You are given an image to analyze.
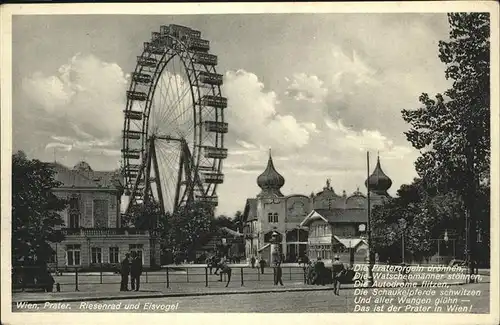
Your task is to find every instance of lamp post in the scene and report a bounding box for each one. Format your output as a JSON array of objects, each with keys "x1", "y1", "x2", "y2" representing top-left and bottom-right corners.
[
  {"x1": 270, "y1": 231, "x2": 281, "y2": 265},
  {"x1": 398, "y1": 218, "x2": 407, "y2": 263}
]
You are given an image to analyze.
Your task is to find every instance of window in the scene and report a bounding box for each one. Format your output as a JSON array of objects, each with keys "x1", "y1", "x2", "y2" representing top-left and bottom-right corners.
[
  {"x1": 267, "y1": 213, "x2": 273, "y2": 223},
  {"x1": 109, "y1": 247, "x2": 119, "y2": 264},
  {"x1": 93, "y1": 199, "x2": 109, "y2": 228},
  {"x1": 68, "y1": 197, "x2": 80, "y2": 228},
  {"x1": 66, "y1": 245, "x2": 81, "y2": 266},
  {"x1": 91, "y1": 247, "x2": 102, "y2": 264},
  {"x1": 129, "y1": 244, "x2": 143, "y2": 262},
  {"x1": 48, "y1": 250, "x2": 57, "y2": 263},
  {"x1": 273, "y1": 213, "x2": 278, "y2": 223}
]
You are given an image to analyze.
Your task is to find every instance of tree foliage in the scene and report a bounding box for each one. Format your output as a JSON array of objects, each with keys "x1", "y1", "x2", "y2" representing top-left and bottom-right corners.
[
  {"x1": 159, "y1": 202, "x2": 214, "y2": 259},
  {"x1": 124, "y1": 200, "x2": 163, "y2": 229},
  {"x1": 372, "y1": 179, "x2": 466, "y2": 262},
  {"x1": 402, "y1": 13, "x2": 490, "y2": 192},
  {"x1": 12, "y1": 151, "x2": 67, "y2": 266},
  {"x1": 400, "y1": 13, "x2": 490, "y2": 266}
]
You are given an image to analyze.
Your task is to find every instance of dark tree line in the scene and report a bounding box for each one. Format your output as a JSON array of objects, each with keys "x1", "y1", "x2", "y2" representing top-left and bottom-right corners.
[
  {"x1": 373, "y1": 13, "x2": 490, "y2": 270},
  {"x1": 11, "y1": 151, "x2": 67, "y2": 267}
]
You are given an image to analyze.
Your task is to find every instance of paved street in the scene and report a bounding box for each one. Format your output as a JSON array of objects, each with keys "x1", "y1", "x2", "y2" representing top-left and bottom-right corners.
[{"x1": 12, "y1": 283, "x2": 490, "y2": 313}]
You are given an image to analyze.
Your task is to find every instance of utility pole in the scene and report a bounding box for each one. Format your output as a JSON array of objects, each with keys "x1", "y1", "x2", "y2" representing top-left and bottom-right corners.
[{"x1": 365, "y1": 151, "x2": 374, "y2": 287}]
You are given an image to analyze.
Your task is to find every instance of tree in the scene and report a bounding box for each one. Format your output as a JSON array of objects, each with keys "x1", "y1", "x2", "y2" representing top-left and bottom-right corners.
[
  {"x1": 159, "y1": 202, "x2": 213, "y2": 261},
  {"x1": 401, "y1": 13, "x2": 490, "y2": 272},
  {"x1": 233, "y1": 210, "x2": 244, "y2": 232},
  {"x1": 211, "y1": 215, "x2": 234, "y2": 231},
  {"x1": 372, "y1": 178, "x2": 466, "y2": 263},
  {"x1": 12, "y1": 151, "x2": 67, "y2": 266},
  {"x1": 124, "y1": 200, "x2": 163, "y2": 229}
]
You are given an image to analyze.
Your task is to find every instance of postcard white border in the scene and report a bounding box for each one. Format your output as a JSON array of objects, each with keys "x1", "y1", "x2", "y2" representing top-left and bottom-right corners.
[{"x1": 1, "y1": 2, "x2": 499, "y2": 325}]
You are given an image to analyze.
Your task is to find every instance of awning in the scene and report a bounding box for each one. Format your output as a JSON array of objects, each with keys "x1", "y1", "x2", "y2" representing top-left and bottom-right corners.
[
  {"x1": 257, "y1": 243, "x2": 271, "y2": 252},
  {"x1": 333, "y1": 236, "x2": 367, "y2": 249}
]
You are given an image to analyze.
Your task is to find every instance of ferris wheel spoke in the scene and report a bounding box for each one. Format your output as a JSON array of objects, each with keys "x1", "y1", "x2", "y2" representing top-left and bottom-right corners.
[
  {"x1": 156, "y1": 141, "x2": 182, "y2": 211},
  {"x1": 160, "y1": 79, "x2": 192, "y2": 130},
  {"x1": 161, "y1": 90, "x2": 194, "y2": 132},
  {"x1": 154, "y1": 143, "x2": 176, "y2": 212}
]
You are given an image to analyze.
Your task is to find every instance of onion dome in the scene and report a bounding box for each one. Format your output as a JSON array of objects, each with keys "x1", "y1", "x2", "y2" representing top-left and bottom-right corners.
[
  {"x1": 73, "y1": 161, "x2": 93, "y2": 172},
  {"x1": 257, "y1": 149, "x2": 285, "y2": 197},
  {"x1": 365, "y1": 154, "x2": 392, "y2": 195}
]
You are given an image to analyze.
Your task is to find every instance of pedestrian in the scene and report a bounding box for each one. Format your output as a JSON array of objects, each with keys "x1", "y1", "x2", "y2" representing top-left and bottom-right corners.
[
  {"x1": 120, "y1": 253, "x2": 130, "y2": 291},
  {"x1": 273, "y1": 252, "x2": 284, "y2": 286},
  {"x1": 314, "y1": 257, "x2": 325, "y2": 285},
  {"x1": 251, "y1": 256, "x2": 256, "y2": 268},
  {"x1": 259, "y1": 257, "x2": 266, "y2": 274},
  {"x1": 332, "y1": 255, "x2": 345, "y2": 295},
  {"x1": 130, "y1": 251, "x2": 143, "y2": 291}
]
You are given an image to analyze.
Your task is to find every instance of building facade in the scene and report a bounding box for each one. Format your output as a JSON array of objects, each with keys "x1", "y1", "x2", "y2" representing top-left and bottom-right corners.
[
  {"x1": 301, "y1": 156, "x2": 393, "y2": 264},
  {"x1": 48, "y1": 161, "x2": 160, "y2": 270},
  {"x1": 242, "y1": 152, "x2": 393, "y2": 265}
]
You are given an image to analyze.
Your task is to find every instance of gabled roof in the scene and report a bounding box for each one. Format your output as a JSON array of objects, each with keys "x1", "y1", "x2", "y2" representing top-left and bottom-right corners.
[
  {"x1": 243, "y1": 198, "x2": 257, "y2": 222},
  {"x1": 300, "y1": 208, "x2": 367, "y2": 227},
  {"x1": 220, "y1": 227, "x2": 243, "y2": 238}
]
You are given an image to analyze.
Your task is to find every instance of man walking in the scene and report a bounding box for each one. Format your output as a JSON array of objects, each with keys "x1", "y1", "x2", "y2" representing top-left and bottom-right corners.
[
  {"x1": 272, "y1": 247, "x2": 284, "y2": 286},
  {"x1": 313, "y1": 257, "x2": 325, "y2": 285},
  {"x1": 259, "y1": 257, "x2": 266, "y2": 274},
  {"x1": 120, "y1": 253, "x2": 130, "y2": 291},
  {"x1": 331, "y1": 255, "x2": 345, "y2": 295},
  {"x1": 250, "y1": 256, "x2": 256, "y2": 269},
  {"x1": 130, "y1": 251, "x2": 143, "y2": 291}
]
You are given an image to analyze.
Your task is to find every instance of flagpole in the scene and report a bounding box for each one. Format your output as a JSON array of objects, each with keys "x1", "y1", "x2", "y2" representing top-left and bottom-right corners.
[{"x1": 366, "y1": 151, "x2": 374, "y2": 287}]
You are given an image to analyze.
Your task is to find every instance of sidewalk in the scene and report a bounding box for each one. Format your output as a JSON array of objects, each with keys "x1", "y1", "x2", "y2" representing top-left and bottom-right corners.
[{"x1": 12, "y1": 276, "x2": 489, "y2": 304}]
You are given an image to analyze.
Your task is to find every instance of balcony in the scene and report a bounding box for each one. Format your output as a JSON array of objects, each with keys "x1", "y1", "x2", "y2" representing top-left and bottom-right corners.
[{"x1": 61, "y1": 228, "x2": 151, "y2": 236}]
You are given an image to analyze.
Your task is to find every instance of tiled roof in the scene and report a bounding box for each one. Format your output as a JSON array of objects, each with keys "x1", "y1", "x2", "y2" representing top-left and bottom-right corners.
[
  {"x1": 300, "y1": 208, "x2": 367, "y2": 227},
  {"x1": 315, "y1": 208, "x2": 368, "y2": 223},
  {"x1": 48, "y1": 162, "x2": 122, "y2": 190}
]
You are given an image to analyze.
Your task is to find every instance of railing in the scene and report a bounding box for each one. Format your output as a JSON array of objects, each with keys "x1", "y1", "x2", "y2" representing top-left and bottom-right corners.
[
  {"x1": 61, "y1": 228, "x2": 150, "y2": 236},
  {"x1": 12, "y1": 264, "x2": 313, "y2": 293},
  {"x1": 12, "y1": 263, "x2": 478, "y2": 294}
]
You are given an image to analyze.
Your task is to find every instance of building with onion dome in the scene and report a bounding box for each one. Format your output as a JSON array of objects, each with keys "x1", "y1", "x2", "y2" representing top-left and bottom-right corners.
[
  {"x1": 46, "y1": 161, "x2": 160, "y2": 270},
  {"x1": 300, "y1": 154, "x2": 393, "y2": 264},
  {"x1": 242, "y1": 152, "x2": 393, "y2": 265}
]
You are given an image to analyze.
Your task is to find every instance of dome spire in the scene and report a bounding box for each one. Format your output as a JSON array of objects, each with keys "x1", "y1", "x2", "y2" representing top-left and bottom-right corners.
[
  {"x1": 257, "y1": 149, "x2": 285, "y2": 197},
  {"x1": 365, "y1": 154, "x2": 392, "y2": 195}
]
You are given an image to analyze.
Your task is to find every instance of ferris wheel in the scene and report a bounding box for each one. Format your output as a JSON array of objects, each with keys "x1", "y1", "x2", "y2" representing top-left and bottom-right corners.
[{"x1": 122, "y1": 24, "x2": 228, "y2": 217}]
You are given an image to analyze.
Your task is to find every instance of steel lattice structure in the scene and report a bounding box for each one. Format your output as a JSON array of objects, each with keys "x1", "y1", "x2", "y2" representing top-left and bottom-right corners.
[{"x1": 122, "y1": 24, "x2": 228, "y2": 218}]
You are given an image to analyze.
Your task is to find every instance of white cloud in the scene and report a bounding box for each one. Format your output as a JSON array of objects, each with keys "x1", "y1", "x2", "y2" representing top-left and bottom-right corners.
[
  {"x1": 285, "y1": 73, "x2": 328, "y2": 103},
  {"x1": 23, "y1": 53, "x2": 129, "y2": 141},
  {"x1": 223, "y1": 69, "x2": 315, "y2": 152}
]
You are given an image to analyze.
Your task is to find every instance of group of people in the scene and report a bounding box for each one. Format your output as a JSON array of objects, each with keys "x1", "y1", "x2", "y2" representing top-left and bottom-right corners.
[
  {"x1": 304, "y1": 255, "x2": 345, "y2": 295},
  {"x1": 120, "y1": 251, "x2": 143, "y2": 292},
  {"x1": 249, "y1": 256, "x2": 267, "y2": 274}
]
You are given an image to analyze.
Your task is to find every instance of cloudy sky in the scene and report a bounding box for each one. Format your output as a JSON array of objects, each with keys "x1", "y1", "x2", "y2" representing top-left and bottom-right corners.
[{"x1": 12, "y1": 13, "x2": 453, "y2": 217}]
